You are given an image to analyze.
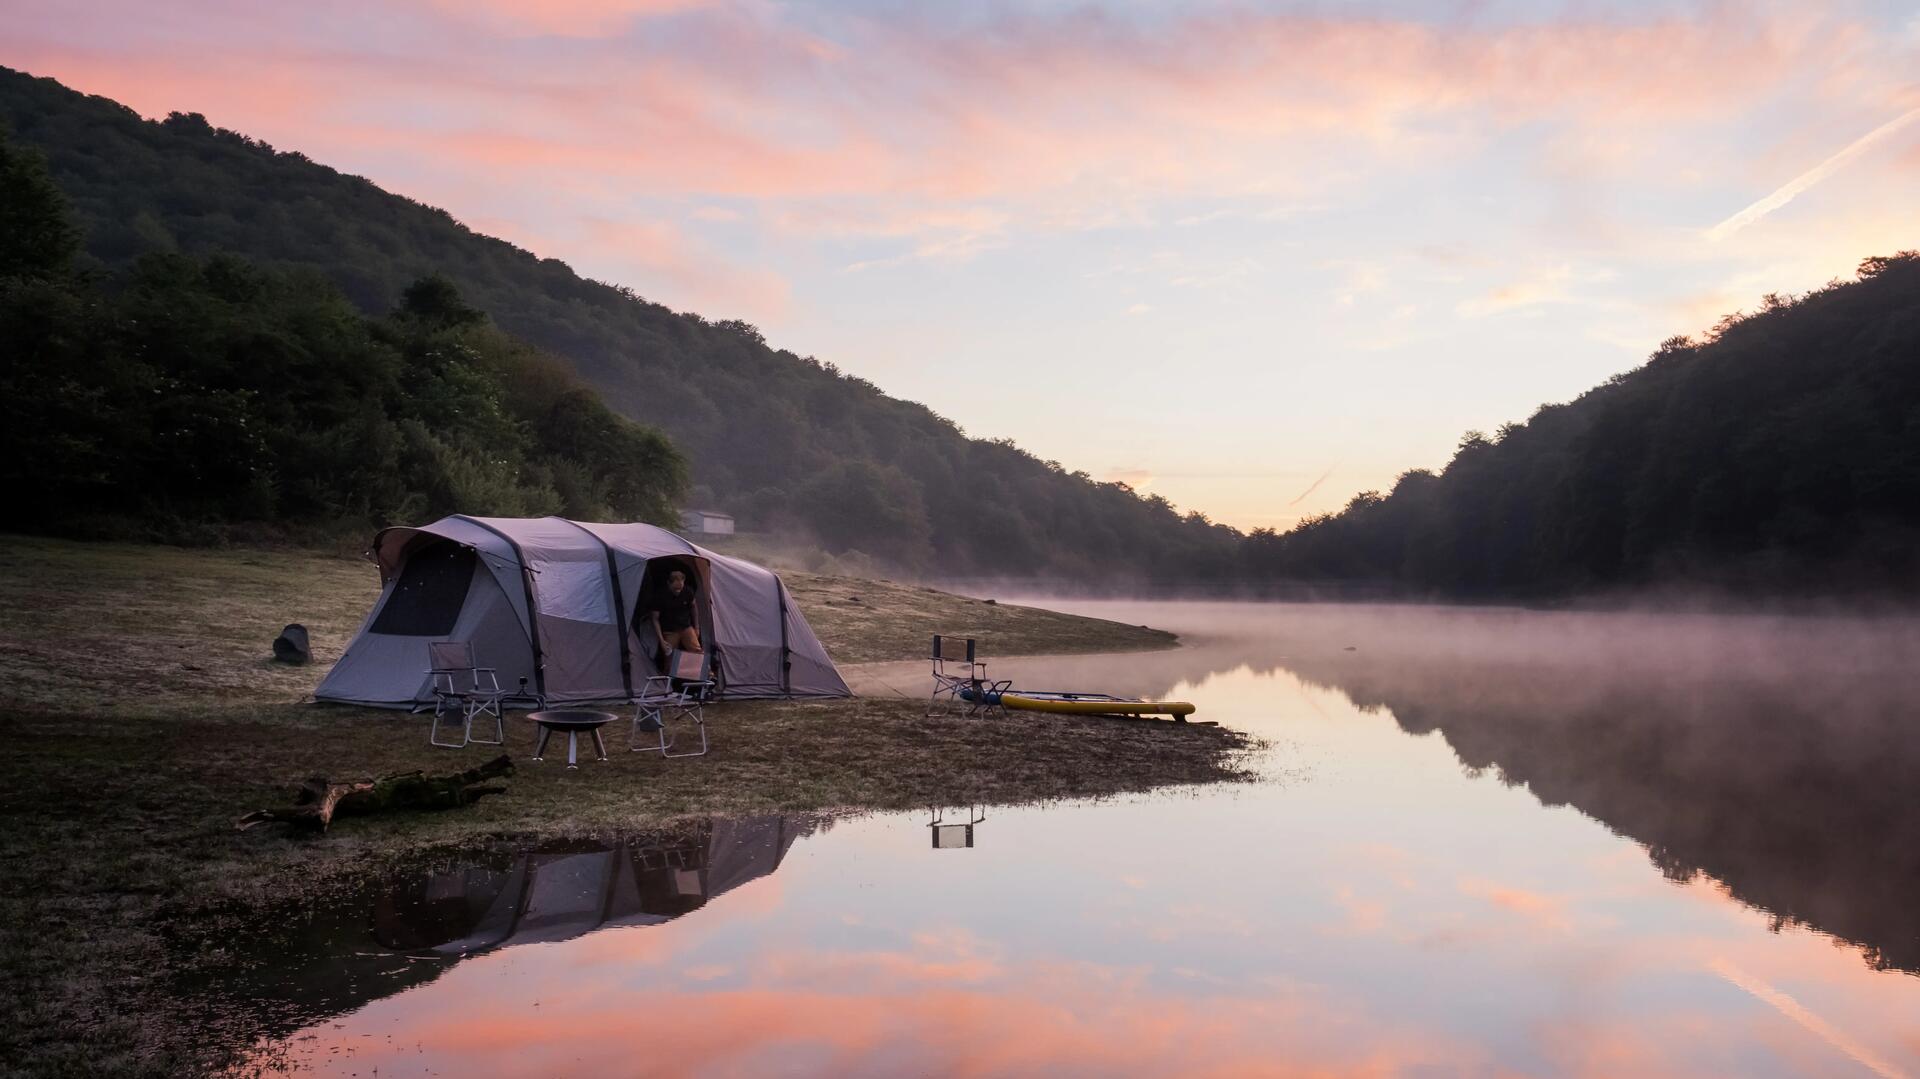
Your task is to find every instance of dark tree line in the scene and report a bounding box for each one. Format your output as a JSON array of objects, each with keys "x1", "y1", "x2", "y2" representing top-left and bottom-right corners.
[
  {"x1": 6, "y1": 64, "x2": 1916, "y2": 596},
  {"x1": 1243, "y1": 253, "x2": 1920, "y2": 598},
  {"x1": 1, "y1": 125, "x2": 684, "y2": 540},
  {"x1": 0, "y1": 67, "x2": 1241, "y2": 579}
]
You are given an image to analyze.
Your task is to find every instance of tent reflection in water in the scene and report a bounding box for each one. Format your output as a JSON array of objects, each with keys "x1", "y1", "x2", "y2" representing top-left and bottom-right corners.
[
  {"x1": 374, "y1": 816, "x2": 813, "y2": 956},
  {"x1": 315, "y1": 515, "x2": 850, "y2": 707}
]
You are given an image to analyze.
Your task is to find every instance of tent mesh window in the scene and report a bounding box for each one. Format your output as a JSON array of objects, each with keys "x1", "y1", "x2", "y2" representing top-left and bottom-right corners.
[{"x1": 370, "y1": 540, "x2": 477, "y2": 636}]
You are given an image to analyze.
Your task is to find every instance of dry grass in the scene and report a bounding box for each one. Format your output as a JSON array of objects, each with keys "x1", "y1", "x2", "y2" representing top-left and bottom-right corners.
[
  {"x1": 0, "y1": 534, "x2": 1247, "y2": 1077},
  {"x1": 0, "y1": 536, "x2": 1171, "y2": 712},
  {"x1": 0, "y1": 537, "x2": 374, "y2": 713},
  {"x1": 782, "y1": 571, "x2": 1175, "y2": 663}
]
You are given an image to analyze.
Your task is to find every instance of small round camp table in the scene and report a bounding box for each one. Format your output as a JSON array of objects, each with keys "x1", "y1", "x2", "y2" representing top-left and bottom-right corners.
[{"x1": 527, "y1": 710, "x2": 617, "y2": 769}]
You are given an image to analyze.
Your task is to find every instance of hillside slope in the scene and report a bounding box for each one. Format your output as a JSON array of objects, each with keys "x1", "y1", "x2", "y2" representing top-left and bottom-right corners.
[
  {"x1": 0, "y1": 66, "x2": 1241, "y2": 582},
  {"x1": 2, "y1": 120, "x2": 686, "y2": 539},
  {"x1": 1244, "y1": 253, "x2": 1920, "y2": 597}
]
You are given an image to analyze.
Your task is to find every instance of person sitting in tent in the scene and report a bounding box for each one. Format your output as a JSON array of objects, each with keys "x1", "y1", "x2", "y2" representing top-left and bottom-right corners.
[{"x1": 647, "y1": 568, "x2": 702, "y2": 654}]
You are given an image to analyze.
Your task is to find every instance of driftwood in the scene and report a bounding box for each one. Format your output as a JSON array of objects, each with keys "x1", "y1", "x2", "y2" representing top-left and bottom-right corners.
[{"x1": 238, "y1": 755, "x2": 514, "y2": 833}]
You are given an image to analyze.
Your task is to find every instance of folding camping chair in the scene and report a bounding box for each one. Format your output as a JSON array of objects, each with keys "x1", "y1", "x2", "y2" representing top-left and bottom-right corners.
[
  {"x1": 428, "y1": 641, "x2": 506, "y2": 748},
  {"x1": 632, "y1": 648, "x2": 715, "y2": 758},
  {"x1": 928, "y1": 635, "x2": 1009, "y2": 718}
]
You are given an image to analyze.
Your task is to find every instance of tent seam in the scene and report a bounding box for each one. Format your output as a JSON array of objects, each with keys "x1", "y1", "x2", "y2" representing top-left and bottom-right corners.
[
  {"x1": 454, "y1": 514, "x2": 548, "y2": 703},
  {"x1": 554, "y1": 517, "x2": 635, "y2": 701}
]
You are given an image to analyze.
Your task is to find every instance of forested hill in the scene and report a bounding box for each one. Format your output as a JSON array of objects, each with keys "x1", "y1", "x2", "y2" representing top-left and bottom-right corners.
[
  {"x1": 3, "y1": 121, "x2": 688, "y2": 540},
  {"x1": 0, "y1": 66, "x2": 1241, "y2": 582},
  {"x1": 1243, "y1": 253, "x2": 1920, "y2": 598}
]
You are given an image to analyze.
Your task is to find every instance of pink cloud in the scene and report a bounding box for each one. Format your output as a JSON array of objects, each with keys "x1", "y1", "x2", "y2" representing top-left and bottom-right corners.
[
  {"x1": 1458, "y1": 877, "x2": 1577, "y2": 933},
  {"x1": 424, "y1": 0, "x2": 715, "y2": 38},
  {"x1": 7, "y1": 1, "x2": 1914, "y2": 341},
  {"x1": 275, "y1": 937, "x2": 1485, "y2": 1077},
  {"x1": 10, "y1": 5, "x2": 1876, "y2": 211},
  {"x1": 572, "y1": 215, "x2": 792, "y2": 319}
]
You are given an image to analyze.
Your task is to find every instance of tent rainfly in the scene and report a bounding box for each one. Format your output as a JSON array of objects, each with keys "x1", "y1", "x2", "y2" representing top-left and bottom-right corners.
[{"x1": 315, "y1": 515, "x2": 850, "y2": 708}]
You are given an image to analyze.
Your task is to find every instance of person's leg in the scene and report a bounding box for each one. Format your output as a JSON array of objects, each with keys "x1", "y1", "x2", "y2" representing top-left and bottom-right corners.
[{"x1": 681, "y1": 627, "x2": 702, "y2": 652}]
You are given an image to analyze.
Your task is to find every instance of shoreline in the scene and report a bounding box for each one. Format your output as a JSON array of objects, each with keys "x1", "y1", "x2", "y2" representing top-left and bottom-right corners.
[{"x1": 0, "y1": 535, "x2": 1249, "y2": 1076}]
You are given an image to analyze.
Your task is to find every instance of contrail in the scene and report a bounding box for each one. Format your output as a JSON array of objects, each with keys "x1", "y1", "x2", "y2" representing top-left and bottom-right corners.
[
  {"x1": 1709, "y1": 959, "x2": 1910, "y2": 1079},
  {"x1": 1708, "y1": 104, "x2": 1920, "y2": 241},
  {"x1": 1287, "y1": 468, "x2": 1334, "y2": 507}
]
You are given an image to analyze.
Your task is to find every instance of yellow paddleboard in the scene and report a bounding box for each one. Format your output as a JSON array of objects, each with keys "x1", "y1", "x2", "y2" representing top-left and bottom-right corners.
[{"x1": 997, "y1": 692, "x2": 1197, "y2": 719}]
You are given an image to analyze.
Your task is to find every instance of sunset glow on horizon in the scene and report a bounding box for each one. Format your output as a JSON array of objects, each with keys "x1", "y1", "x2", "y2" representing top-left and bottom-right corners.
[{"x1": 8, "y1": 0, "x2": 1918, "y2": 529}]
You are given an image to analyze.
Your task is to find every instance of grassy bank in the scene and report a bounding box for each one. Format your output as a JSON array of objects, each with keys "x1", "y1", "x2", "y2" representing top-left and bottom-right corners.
[
  {"x1": 0, "y1": 535, "x2": 1241, "y2": 1076},
  {"x1": 0, "y1": 535, "x2": 1174, "y2": 712}
]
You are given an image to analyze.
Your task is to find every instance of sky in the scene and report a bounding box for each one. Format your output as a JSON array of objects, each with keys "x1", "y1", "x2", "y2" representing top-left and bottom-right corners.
[{"x1": 5, "y1": 0, "x2": 1919, "y2": 530}]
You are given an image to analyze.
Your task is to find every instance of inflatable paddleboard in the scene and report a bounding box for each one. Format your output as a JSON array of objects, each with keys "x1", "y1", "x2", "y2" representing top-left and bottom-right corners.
[{"x1": 962, "y1": 686, "x2": 1197, "y2": 720}]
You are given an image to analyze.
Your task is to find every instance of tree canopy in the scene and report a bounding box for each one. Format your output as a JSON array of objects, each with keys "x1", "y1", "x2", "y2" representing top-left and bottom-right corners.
[
  {"x1": 1241, "y1": 254, "x2": 1920, "y2": 598},
  {"x1": 5, "y1": 66, "x2": 1916, "y2": 597},
  {"x1": 0, "y1": 66, "x2": 1241, "y2": 580},
  {"x1": 0, "y1": 128, "x2": 685, "y2": 540}
]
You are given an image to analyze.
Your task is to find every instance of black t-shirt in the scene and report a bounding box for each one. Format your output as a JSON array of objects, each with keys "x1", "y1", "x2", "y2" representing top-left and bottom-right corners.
[{"x1": 653, "y1": 588, "x2": 697, "y2": 632}]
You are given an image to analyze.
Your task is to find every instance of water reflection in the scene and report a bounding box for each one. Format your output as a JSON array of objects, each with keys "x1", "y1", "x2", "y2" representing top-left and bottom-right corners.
[
  {"x1": 216, "y1": 815, "x2": 819, "y2": 1047},
  {"x1": 240, "y1": 603, "x2": 1920, "y2": 1076},
  {"x1": 1260, "y1": 612, "x2": 1920, "y2": 975},
  {"x1": 377, "y1": 816, "x2": 811, "y2": 956},
  {"x1": 1044, "y1": 600, "x2": 1920, "y2": 976},
  {"x1": 928, "y1": 805, "x2": 987, "y2": 849}
]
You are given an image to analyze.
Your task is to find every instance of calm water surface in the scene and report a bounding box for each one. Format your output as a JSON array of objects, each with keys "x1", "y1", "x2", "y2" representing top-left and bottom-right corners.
[{"x1": 242, "y1": 601, "x2": 1920, "y2": 1077}]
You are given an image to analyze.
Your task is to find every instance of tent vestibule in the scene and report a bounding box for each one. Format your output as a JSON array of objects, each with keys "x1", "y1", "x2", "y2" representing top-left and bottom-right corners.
[{"x1": 316, "y1": 515, "x2": 849, "y2": 708}]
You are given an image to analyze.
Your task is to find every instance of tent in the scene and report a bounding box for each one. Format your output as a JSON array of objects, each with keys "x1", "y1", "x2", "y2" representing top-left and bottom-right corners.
[{"x1": 315, "y1": 515, "x2": 850, "y2": 707}]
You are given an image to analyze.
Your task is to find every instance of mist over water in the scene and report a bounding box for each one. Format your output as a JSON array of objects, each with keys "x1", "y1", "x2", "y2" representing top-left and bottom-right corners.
[{"x1": 250, "y1": 600, "x2": 1920, "y2": 1076}]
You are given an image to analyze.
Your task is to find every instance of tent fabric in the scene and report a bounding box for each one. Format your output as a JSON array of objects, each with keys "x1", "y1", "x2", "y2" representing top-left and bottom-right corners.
[{"x1": 316, "y1": 515, "x2": 850, "y2": 708}]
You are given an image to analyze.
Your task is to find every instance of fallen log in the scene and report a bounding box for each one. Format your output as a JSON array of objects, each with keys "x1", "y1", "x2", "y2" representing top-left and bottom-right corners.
[{"x1": 238, "y1": 754, "x2": 514, "y2": 834}]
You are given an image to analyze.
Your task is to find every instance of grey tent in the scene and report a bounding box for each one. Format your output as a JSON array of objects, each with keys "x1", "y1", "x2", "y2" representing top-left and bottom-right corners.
[{"x1": 315, "y1": 515, "x2": 849, "y2": 707}]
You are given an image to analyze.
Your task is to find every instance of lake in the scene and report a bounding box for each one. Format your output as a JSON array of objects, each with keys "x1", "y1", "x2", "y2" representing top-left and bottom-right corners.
[{"x1": 231, "y1": 600, "x2": 1920, "y2": 1077}]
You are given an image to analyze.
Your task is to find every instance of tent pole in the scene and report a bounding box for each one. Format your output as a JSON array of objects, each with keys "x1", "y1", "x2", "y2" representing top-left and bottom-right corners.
[
  {"x1": 776, "y1": 579, "x2": 792, "y2": 695},
  {"x1": 456, "y1": 515, "x2": 548, "y2": 704},
  {"x1": 558, "y1": 519, "x2": 635, "y2": 701}
]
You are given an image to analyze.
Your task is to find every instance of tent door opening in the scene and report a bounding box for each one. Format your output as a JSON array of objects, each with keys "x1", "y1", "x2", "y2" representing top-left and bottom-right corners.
[
  {"x1": 632, "y1": 555, "x2": 716, "y2": 677},
  {"x1": 369, "y1": 540, "x2": 476, "y2": 636}
]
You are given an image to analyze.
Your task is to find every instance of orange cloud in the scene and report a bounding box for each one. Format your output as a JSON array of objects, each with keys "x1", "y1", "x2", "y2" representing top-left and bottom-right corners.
[
  {"x1": 425, "y1": 0, "x2": 714, "y2": 37},
  {"x1": 1457, "y1": 877, "x2": 1576, "y2": 933}
]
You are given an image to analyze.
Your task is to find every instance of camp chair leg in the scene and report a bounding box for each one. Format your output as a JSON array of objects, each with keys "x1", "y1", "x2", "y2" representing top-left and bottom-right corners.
[
  {"x1": 660, "y1": 704, "x2": 708, "y2": 758},
  {"x1": 976, "y1": 680, "x2": 1013, "y2": 718},
  {"x1": 465, "y1": 699, "x2": 504, "y2": 746},
  {"x1": 430, "y1": 699, "x2": 468, "y2": 748},
  {"x1": 633, "y1": 702, "x2": 708, "y2": 758},
  {"x1": 631, "y1": 704, "x2": 667, "y2": 752},
  {"x1": 961, "y1": 680, "x2": 987, "y2": 717},
  {"x1": 927, "y1": 678, "x2": 963, "y2": 718},
  {"x1": 633, "y1": 725, "x2": 669, "y2": 755}
]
